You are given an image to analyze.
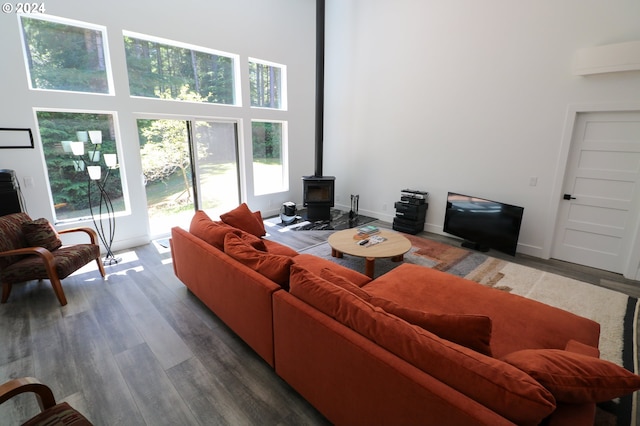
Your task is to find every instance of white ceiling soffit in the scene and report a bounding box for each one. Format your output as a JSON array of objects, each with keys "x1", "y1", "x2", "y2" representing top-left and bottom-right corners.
[{"x1": 573, "y1": 40, "x2": 640, "y2": 76}]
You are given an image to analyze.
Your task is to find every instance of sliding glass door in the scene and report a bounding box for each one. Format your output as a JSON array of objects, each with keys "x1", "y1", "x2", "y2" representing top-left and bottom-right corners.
[{"x1": 137, "y1": 118, "x2": 240, "y2": 236}]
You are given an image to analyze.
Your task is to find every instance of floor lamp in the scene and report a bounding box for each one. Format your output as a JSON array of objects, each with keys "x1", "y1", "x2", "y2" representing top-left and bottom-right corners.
[{"x1": 69, "y1": 131, "x2": 121, "y2": 265}]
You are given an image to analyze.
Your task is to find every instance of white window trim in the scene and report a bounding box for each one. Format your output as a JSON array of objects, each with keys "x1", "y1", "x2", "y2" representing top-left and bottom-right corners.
[
  {"x1": 33, "y1": 107, "x2": 131, "y2": 224},
  {"x1": 249, "y1": 57, "x2": 288, "y2": 111},
  {"x1": 251, "y1": 119, "x2": 289, "y2": 195},
  {"x1": 18, "y1": 13, "x2": 115, "y2": 96},
  {"x1": 123, "y1": 30, "x2": 242, "y2": 106}
]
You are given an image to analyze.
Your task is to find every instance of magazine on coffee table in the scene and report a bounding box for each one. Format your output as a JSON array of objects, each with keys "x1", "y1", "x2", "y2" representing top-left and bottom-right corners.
[{"x1": 356, "y1": 234, "x2": 387, "y2": 247}]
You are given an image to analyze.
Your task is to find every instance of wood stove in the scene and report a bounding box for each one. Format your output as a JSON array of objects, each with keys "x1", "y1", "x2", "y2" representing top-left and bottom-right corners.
[{"x1": 302, "y1": 175, "x2": 334, "y2": 220}]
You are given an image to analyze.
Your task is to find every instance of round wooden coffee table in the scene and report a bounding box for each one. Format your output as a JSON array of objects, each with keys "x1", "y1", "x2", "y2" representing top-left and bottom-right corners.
[{"x1": 327, "y1": 229, "x2": 412, "y2": 278}]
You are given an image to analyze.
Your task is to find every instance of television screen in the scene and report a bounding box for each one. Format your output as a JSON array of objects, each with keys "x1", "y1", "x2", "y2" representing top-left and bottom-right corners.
[{"x1": 443, "y1": 192, "x2": 524, "y2": 256}]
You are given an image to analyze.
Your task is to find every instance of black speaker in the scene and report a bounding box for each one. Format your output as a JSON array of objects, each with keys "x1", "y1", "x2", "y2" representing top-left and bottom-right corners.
[
  {"x1": 0, "y1": 192, "x2": 21, "y2": 216},
  {"x1": 0, "y1": 169, "x2": 23, "y2": 216}
]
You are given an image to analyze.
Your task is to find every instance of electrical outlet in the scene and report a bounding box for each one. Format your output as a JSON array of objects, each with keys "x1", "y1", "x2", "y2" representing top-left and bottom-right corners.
[
  {"x1": 23, "y1": 176, "x2": 34, "y2": 188},
  {"x1": 529, "y1": 176, "x2": 538, "y2": 187},
  {"x1": 382, "y1": 203, "x2": 387, "y2": 211}
]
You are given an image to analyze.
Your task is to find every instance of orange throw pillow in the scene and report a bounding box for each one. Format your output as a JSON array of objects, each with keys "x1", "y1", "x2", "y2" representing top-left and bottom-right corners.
[
  {"x1": 220, "y1": 203, "x2": 266, "y2": 237},
  {"x1": 224, "y1": 233, "x2": 292, "y2": 289},
  {"x1": 190, "y1": 210, "x2": 240, "y2": 250},
  {"x1": 369, "y1": 296, "x2": 492, "y2": 356},
  {"x1": 502, "y1": 349, "x2": 640, "y2": 403}
]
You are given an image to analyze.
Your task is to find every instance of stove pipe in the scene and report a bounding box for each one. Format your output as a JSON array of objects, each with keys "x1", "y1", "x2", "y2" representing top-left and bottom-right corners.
[{"x1": 314, "y1": 0, "x2": 325, "y2": 178}]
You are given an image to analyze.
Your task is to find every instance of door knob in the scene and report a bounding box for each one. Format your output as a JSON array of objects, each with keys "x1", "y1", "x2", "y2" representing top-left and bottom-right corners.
[{"x1": 563, "y1": 194, "x2": 576, "y2": 200}]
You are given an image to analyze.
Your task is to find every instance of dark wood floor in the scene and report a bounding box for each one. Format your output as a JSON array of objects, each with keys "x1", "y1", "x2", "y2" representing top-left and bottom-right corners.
[
  {"x1": 0, "y1": 241, "x2": 329, "y2": 426},
  {"x1": 3, "y1": 220, "x2": 639, "y2": 425}
]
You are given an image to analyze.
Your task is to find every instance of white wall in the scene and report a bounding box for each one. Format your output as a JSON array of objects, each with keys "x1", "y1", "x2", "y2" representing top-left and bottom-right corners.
[
  {"x1": 0, "y1": 0, "x2": 315, "y2": 250},
  {"x1": 324, "y1": 0, "x2": 640, "y2": 258}
]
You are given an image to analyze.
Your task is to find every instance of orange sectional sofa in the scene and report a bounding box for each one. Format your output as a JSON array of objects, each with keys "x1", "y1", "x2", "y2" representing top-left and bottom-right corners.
[{"x1": 171, "y1": 206, "x2": 640, "y2": 425}]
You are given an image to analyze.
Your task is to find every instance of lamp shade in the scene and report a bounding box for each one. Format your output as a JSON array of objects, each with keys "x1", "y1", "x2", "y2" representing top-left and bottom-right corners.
[
  {"x1": 76, "y1": 131, "x2": 89, "y2": 142},
  {"x1": 88, "y1": 130, "x2": 102, "y2": 144},
  {"x1": 87, "y1": 166, "x2": 102, "y2": 180},
  {"x1": 70, "y1": 141, "x2": 85, "y2": 155},
  {"x1": 104, "y1": 153, "x2": 117, "y2": 168}
]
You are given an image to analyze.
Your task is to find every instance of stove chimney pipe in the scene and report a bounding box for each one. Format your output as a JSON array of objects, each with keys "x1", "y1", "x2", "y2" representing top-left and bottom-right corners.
[{"x1": 314, "y1": 0, "x2": 325, "y2": 177}]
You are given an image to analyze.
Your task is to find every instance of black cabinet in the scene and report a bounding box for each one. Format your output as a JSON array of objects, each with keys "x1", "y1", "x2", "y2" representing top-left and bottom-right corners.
[
  {"x1": 0, "y1": 170, "x2": 24, "y2": 217},
  {"x1": 392, "y1": 189, "x2": 428, "y2": 234}
]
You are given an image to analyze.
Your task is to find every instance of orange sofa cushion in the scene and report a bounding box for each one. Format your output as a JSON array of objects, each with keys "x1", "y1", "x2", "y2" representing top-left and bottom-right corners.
[
  {"x1": 369, "y1": 296, "x2": 493, "y2": 356},
  {"x1": 318, "y1": 267, "x2": 493, "y2": 355},
  {"x1": 263, "y1": 239, "x2": 299, "y2": 257},
  {"x1": 319, "y1": 267, "x2": 371, "y2": 299},
  {"x1": 220, "y1": 203, "x2": 266, "y2": 237},
  {"x1": 292, "y1": 253, "x2": 372, "y2": 287},
  {"x1": 190, "y1": 210, "x2": 267, "y2": 251},
  {"x1": 224, "y1": 233, "x2": 293, "y2": 289},
  {"x1": 364, "y1": 263, "x2": 600, "y2": 358},
  {"x1": 289, "y1": 264, "x2": 556, "y2": 426},
  {"x1": 190, "y1": 210, "x2": 240, "y2": 249},
  {"x1": 502, "y1": 349, "x2": 640, "y2": 403}
]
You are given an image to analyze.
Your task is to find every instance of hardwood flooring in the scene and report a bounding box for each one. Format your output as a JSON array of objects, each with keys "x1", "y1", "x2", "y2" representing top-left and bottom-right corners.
[
  {"x1": 0, "y1": 241, "x2": 329, "y2": 426},
  {"x1": 3, "y1": 219, "x2": 639, "y2": 425}
]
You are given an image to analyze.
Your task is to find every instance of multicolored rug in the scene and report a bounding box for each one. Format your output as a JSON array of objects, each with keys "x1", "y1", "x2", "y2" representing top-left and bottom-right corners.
[{"x1": 300, "y1": 234, "x2": 639, "y2": 425}]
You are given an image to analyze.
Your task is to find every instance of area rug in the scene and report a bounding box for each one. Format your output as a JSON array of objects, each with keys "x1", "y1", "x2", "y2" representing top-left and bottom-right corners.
[{"x1": 300, "y1": 234, "x2": 639, "y2": 425}]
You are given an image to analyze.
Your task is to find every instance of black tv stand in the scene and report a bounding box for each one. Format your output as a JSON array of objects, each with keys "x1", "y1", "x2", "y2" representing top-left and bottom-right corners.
[{"x1": 461, "y1": 241, "x2": 490, "y2": 253}]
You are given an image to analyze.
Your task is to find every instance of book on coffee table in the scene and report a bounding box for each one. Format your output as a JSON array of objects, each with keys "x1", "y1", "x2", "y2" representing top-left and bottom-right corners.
[{"x1": 356, "y1": 225, "x2": 380, "y2": 238}]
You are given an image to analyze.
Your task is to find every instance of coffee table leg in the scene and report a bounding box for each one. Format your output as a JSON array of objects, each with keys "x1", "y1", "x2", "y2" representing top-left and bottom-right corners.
[
  {"x1": 331, "y1": 248, "x2": 343, "y2": 258},
  {"x1": 365, "y1": 257, "x2": 375, "y2": 278}
]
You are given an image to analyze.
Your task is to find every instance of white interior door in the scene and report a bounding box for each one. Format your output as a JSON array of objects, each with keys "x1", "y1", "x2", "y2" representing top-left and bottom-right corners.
[{"x1": 552, "y1": 111, "x2": 640, "y2": 273}]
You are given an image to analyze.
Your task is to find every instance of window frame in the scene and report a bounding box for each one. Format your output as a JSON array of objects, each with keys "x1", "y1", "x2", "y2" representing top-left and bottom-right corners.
[
  {"x1": 251, "y1": 119, "x2": 289, "y2": 196},
  {"x1": 18, "y1": 13, "x2": 114, "y2": 96},
  {"x1": 249, "y1": 57, "x2": 287, "y2": 111},
  {"x1": 123, "y1": 30, "x2": 242, "y2": 106},
  {"x1": 34, "y1": 108, "x2": 130, "y2": 224}
]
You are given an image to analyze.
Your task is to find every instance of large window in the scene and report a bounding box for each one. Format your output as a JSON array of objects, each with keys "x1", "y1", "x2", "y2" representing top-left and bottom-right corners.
[
  {"x1": 137, "y1": 118, "x2": 240, "y2": 235},
  {"x1": 249, "y1": 59, "x2": 286, "y2": 109},
  {"x1": 20, "y1": 15, "x2": 111, "y2": 94},
  {"x1": 124, "y1": 32, "x2": 238, "y2": 104},
  {"x1": 36, "y1": 111, "x2": 126, "y2": 222},
  {"x1": 252, "y1": 121, "x2": 287, "y2": 195}
]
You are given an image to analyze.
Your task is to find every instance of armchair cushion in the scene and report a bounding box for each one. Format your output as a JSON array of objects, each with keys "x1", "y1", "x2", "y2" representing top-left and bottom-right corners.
[
  {"x1": 0, "y1": 244, "x2": 100, "y2": 283},
  {"x1": 22, "y1": 218, "x2": 62, "y2": 252}
]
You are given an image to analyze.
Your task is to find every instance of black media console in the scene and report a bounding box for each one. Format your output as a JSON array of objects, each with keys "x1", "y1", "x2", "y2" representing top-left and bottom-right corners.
[{"x1": 392, "y1": 189, "x2": 428, "y2": 234}]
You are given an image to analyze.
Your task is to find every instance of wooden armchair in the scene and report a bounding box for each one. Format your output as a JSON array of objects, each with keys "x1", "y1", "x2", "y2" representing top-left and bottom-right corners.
[
  {"x1": 0, "y1": 377, "x2": 92, "y2": 425},
  {"x1": 0, "y1": 213, "x2": 106, "y2": 306}
]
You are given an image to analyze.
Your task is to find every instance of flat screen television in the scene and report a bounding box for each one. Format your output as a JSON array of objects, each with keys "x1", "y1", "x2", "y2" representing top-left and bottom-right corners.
[{"x1": 443, "y1": 192, "x2": 524, "y2": 256}]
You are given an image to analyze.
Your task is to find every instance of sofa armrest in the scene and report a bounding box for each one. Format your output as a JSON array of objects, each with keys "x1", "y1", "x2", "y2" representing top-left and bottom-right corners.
[{"x1": 171, "y1": 226, "x2": 281, "y2": 366}]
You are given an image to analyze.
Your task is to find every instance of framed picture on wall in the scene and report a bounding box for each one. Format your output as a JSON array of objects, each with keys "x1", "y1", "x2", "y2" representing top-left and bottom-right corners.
[{"x1": 0, "y1": 128, "x2": 34, "y2": 149}]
